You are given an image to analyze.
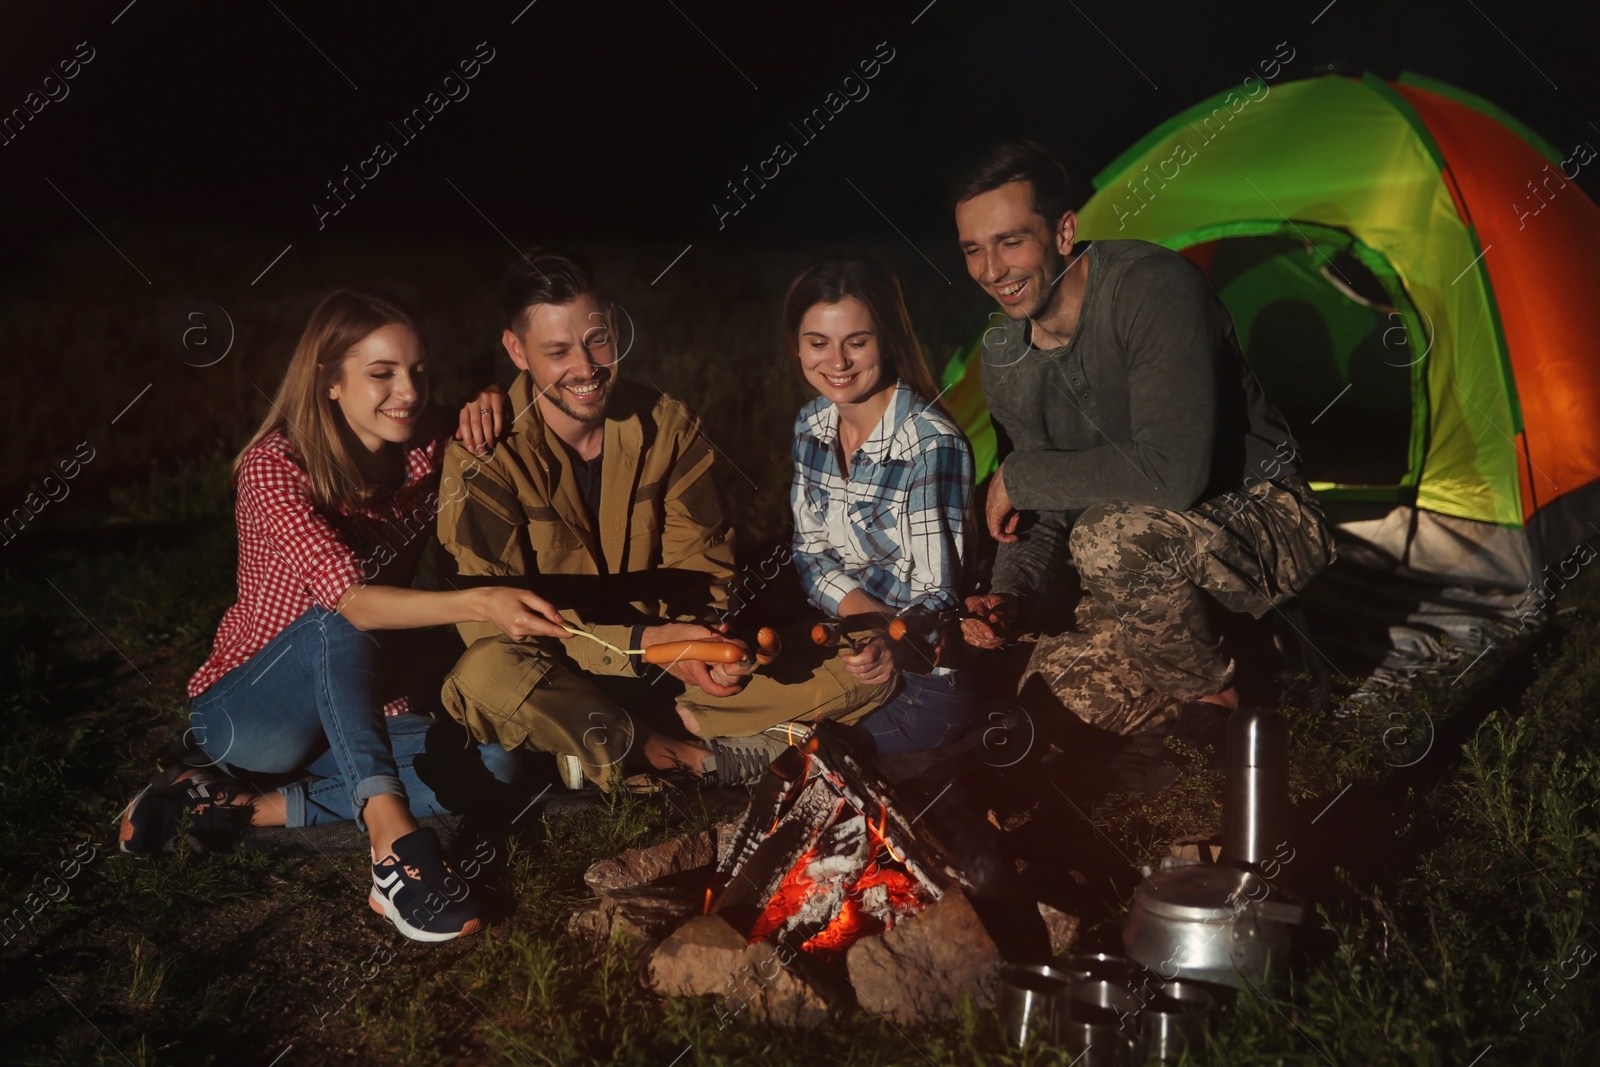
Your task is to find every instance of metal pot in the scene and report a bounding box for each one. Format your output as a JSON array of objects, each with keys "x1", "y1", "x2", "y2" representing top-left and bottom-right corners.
[{"x1": 1122, "y1": 863, "x2": 1302, "y2": 990}]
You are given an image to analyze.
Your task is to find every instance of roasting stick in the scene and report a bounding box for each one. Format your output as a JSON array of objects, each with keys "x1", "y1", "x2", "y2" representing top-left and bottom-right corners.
[
  {"x1": 810, "y1": 605, "x2": 1005, "y2": 673},
  {"x1": 560, "y1": 623, "x2": 645, "y2": 656},
  {"x1": 561, "y1": 622, "x2": 780, "y2": 666}
]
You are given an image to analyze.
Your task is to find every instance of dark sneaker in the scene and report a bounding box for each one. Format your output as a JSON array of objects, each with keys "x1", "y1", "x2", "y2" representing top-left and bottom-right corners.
[
  {"x1": 368, "y1": 828, "x2": 483, "y2": 942},
  {"x1": 119, "y1": 773, "x2": 251, "y2": 855},
  {"x1": 703, "y1": 726, "x2": 804, "y2": 787}
]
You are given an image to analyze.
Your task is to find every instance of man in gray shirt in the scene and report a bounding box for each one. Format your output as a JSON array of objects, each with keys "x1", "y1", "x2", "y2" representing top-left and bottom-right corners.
[{"x1": 952, "y1": 140, "x2": 1334, "y2": 739}]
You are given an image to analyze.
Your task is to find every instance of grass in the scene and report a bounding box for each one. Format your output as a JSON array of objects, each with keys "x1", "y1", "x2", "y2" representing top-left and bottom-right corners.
[
  {"x1": 3, "y1": 240, "x2": 1598, "y2": 1063},
  {"x1": 4, "y1": 452, "x2": 1597, "y2": 1066}
]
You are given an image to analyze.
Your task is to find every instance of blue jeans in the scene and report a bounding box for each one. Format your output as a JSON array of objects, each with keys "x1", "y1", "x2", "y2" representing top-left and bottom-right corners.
[
  {"x1": 857, "y1": 670, "x2": 977, "y2": 755},
  {"x1": 189, "y1": 607, "x2": 522, "y2": 830}
]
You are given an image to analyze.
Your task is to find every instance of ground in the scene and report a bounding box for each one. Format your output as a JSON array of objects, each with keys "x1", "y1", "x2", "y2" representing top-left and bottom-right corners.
[{"x1": 3, "y1": 240, "x2": 1598, "y2": 1064}]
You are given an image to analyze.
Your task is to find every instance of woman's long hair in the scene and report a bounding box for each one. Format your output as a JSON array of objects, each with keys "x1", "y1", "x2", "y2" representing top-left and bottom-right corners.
[
  {"x1": 781, "y1": 254, "x2": 945, "y2": 412},
  {"x1": 234, "y1": 290, "x2": 422, "y2": 512}
]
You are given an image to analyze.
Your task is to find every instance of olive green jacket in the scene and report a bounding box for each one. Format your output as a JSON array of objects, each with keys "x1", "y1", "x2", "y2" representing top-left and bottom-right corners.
[{"x1": 436, "y1": 375, "x2": 736, "y2": 676}]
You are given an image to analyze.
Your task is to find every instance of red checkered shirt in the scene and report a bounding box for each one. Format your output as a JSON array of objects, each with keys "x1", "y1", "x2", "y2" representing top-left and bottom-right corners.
[{"x1": 188, "y1": 430, "x2": 444, "y2": 716}]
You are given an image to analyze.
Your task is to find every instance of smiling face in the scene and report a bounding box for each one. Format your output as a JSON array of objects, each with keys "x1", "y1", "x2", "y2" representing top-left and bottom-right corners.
[
  {"x1": 327, "y1": 323, "x2": 428, "y2": 452},
  {"x1": 502, "y1": 291, "x2": 617, "y2": 429},
  {"x1": 955, "y1": 179, "x2": 1076, "y2": 321},
  {"x1": 798, "y1": 296, "x2": 891, "y2": 412}
]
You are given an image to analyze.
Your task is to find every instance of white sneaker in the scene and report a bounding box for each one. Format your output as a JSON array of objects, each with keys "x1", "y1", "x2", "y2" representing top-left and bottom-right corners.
[{"x1": 557, "y1": 753, "x2": 587, "y2": 791}]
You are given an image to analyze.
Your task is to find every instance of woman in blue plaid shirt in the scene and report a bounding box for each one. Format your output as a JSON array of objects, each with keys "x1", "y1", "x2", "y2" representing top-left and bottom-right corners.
[{"x1": 783, "y1": 255, "x2": 977, "y2": 754}]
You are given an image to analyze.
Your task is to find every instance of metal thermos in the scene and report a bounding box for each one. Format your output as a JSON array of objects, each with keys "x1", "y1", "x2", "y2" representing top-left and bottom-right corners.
[{"x1": 1221, "y1": 709, "x2": 1287, "y2": 869}]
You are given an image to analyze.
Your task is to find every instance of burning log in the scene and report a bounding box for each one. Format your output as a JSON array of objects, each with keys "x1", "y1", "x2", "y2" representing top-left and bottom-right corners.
[
  {"x1": 707, "y1": 722, "x2": 972, "y2": 963},
  {"x1": 636, "y1": 722, "x2": 1014, "y2": 1026}
]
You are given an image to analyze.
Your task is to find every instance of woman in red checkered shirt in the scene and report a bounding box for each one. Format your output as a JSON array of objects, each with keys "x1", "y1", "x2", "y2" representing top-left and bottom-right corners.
[{"x1": 121, "y1": 291, "x2": 567, "y2": 943}]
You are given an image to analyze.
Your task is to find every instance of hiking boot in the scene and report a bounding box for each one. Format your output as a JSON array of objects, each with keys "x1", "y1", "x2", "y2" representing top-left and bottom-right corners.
[
  {"x1": 1105, "y1": 732, "x2": 1184, "y2": 793},
  {"x1": 1105, "y1": 704, "x2": 1232, "y2": 792},
  {"x1": 369, "y1": 828, "x2": 483, "y2": 943},
  {"x1": 119, "y1": 772, "x2": 252, "y2": 855},
  {"x1": 1170, "y1": 702, "x2": 1231, "y2": 750},
  {"x1": 702, "y1": 726, "x2": 805, "y2": 787}
]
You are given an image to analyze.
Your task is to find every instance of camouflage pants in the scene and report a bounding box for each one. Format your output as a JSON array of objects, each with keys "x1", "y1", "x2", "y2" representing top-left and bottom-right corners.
[{"x1": 1022, "y1": 475, "x2": 1334, "y2": 734}]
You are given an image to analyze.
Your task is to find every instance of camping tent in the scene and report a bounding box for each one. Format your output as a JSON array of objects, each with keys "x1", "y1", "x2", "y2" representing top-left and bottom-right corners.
[{"x1": 942, "y1": 72, "x2": 1600, "y2": 595}]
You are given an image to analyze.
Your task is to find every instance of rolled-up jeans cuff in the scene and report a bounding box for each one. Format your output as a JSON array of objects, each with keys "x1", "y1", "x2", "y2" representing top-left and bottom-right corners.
[
  {"x1": 280, "y1": 783, "x2": 307, "y2": 828},
  {"x1": 353, "y1": 774, "x2": 406, "y2": 832}
]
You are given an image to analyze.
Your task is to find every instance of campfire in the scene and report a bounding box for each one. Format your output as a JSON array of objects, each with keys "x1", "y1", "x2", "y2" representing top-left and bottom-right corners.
[
  {"x1": 705, "y1": 724, "x2": 959, "y2": 961},
  {"x1": 573, "y1": 722, "x2": 1038, "y2": 1026}
]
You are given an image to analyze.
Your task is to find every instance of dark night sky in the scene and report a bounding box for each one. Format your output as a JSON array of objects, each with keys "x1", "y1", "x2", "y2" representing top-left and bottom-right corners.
[
  {"x1": 4, "y1": 0, "x2": 1594, "y2": 492},
  {"x1": 2, "y1": 0, "x2": 1596, "y2": 254}
]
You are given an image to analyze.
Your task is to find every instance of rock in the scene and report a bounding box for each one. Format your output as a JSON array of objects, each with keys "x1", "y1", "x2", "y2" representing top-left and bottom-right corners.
[
  {"x1": 567, "y1": 901, "x2": 607, "y2": 942},
  {"x1": 583, "y1": 820, "x2": 743, "y2": 894},
  {"x1": 737, "y1": 943, "x2": 829, "y2": 1028},
  {"x1": 1170, "y1": 834, "x2": 1222, "y2": 864},
  {"x1": 649, "y1": 917, "x2": 829, "y2": 1028},
  {"x1": 593, "y1": 883, "x2": 705, "y2": 947},
  {"x1": 1037, "y1": 903, "x2": 1080, "y2": 954},
  {"x1": 649, "y1": 914, "x2": 749, "y2": 997},
  {"x1": 845, "y1": 890, "x2": 1002, "y2": 1025},
  {"x1": 584, "y1": 832, "x2": 715, "y2": 893}
]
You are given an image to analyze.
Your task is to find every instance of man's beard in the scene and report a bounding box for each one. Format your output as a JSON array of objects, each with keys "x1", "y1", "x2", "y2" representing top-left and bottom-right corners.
[
  {"x1": 546, "y1": 375, "x2": 613, "y2": 422},
  {"x1": 1021, "y1": 250, "x2": 1069, "y2": 321}
]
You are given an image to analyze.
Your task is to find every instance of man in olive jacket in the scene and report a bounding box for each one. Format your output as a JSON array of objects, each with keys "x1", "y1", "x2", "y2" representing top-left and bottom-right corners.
[
  {"x1": 437, "y1": 249, "x2": 892, "y2": 788},
  {"x1": 954, "y1": 141, "x2": 1335, "y2": 737}
]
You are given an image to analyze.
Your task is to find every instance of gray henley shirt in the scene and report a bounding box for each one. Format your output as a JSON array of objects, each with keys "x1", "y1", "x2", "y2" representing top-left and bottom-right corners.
[{"x1": 981, "y1": 239, "x2": 1299, "y2": 598}]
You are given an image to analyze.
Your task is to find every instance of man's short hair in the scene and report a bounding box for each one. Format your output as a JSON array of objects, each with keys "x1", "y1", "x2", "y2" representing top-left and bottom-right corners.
[
  {"x1": 499, "y1": 248, "x2": 603, "y2": 334},
  {"x1": 950, "y1": 139, "x2": 1074, "y2": 226}
]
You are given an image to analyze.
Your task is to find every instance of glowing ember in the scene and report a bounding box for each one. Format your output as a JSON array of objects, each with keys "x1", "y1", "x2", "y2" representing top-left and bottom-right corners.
[
  {"x1": 798, "y1": 862, "x2": 923, "y2": 960},
  {"x1": 710, "y1": 721, "x2": 948, "y2": 968},
  {"x1": 802, "y1": 895, "x2": 883, "y2": 957},
  {"x1": 747, "y1": 848, "x2": 819, "y2": 943},
  {"x1": 744, "y1": 810, "x2": 928, "y2": 961}
]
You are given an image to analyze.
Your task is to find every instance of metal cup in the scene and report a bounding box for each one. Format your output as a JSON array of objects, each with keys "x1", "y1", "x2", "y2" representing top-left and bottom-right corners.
[
  {"x1": 1139, "y1": 979, "x2": 1215, "y2": 1062},
  {"x1": 994, "y1": 963, "x2": 1071, "y2": 1048},
  {"x1": 1053, "y1": 980, "x2": 1142, "y2": 1067},
  {"x1": 1056, "y1": 951, "x2": 1145, "y2": 986}
]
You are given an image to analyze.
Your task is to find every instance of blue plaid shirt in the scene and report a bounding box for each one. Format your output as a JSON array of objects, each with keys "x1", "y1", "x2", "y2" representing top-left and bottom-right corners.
[{"x1": 791, "y1": 380, "x2": 974, "y2": 617}]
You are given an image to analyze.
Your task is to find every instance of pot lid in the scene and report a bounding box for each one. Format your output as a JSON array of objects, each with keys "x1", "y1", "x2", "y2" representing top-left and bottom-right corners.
[{"x1": 1134, "y1": 864, "x2": 1268, "y2": 922}]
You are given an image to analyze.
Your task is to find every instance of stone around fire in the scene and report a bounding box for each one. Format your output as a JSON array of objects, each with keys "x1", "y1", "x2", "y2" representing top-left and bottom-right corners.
[
  {"x1": 569, "y1": 882, "x2": 705, "y2": 947},
  {"x1": 584, "y1": 833, "x2": 714, "y2": 893},
  {"x1": 845, "y1": 890, "x2": 1002, "y2": 1025},
  {"x1": 649, "y1": 914, "x2": 748, "y2": 997},
  {"x1": 649, "y1": 915, "x2": 829, "y2": 1028},
  {"x1": 1038, "y1": 902, "x2": 1081, "y2": 954}
]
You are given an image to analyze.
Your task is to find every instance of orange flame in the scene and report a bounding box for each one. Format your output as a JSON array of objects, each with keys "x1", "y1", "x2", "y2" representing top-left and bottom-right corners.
[{"x1": 867, "y1": 802, "x2": 904, "y2": 863}]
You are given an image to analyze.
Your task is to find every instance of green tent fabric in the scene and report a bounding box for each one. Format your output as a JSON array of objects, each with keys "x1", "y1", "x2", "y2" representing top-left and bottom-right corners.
[
  {"x1": 1093, "y1": 72, "x2": 1520, "y2": 526},
  {"x1": 939, "y1": 72, "x2": 1600, "y2": 691}
]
